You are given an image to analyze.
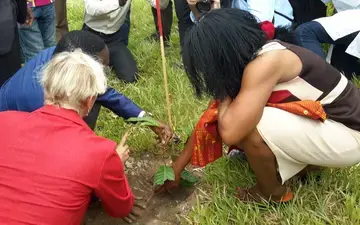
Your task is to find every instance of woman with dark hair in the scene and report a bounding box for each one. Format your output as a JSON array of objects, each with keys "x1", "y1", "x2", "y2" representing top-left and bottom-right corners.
[{"x1": 175, "y1": 8, "x2": 360, "y2": 203}]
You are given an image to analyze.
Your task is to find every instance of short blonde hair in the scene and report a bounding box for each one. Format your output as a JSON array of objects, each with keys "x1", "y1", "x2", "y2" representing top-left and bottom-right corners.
[{"x1": 41, "y1": 49, "x2": 107, "y2": 111}]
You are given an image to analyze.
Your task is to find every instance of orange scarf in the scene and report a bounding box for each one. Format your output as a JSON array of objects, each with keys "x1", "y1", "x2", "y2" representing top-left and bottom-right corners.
[{"x1": 190, "y1": 100, "x2": 326, "y2": 167}]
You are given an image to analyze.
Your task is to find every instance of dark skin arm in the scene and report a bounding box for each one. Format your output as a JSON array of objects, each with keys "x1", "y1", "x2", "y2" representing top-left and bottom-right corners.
[
  {"x1": 155, "y1": 49, "x2": 302, "y2": 194},
  {"x1": 155, "y1": 100, "x2": 216, "y2": 193},
  {"x1": 218, "y1": 50, "x2": 301, "y2": 146},
  {"x1": 154, "y1": 130, "x2": 195, "y2": 193},
  {"x1": 150, "y1": 122, "x2": 173, "y2": 145}
]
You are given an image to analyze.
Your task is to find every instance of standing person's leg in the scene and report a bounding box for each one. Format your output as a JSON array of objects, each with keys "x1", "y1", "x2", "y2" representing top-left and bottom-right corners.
[
  {"x1": 174, "y1": 0, "x2": 193, "y2": 50},
  {"x1": 295, "y1": 21, "x2": 335, "y2": 59},
  {"x1": 18, "y1": 8, "x2": 45, "y2": 62},
  {"x1": 38, "y1": 3, "x2": 57, "y2": 49},
  {"x1": 55, "y1": 0, "x2": 69, "y2": 42},
  {"x1": 0, "y1": 30, "x2": 22, "y2": 86},
  {"x1": 150, "y1": 0, "x2": 173, "y2": 45}
]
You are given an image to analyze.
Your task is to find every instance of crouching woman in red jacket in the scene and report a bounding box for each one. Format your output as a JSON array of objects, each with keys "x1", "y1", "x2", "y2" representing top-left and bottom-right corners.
[{"x1": 0, "y1": 50, "x2": 135, "y2": 224}]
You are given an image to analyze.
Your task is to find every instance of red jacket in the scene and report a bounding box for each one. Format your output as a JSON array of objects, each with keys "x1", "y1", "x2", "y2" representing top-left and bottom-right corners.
[{"x1": 0, "y1": 105, "x2": 134, "y2": 225}]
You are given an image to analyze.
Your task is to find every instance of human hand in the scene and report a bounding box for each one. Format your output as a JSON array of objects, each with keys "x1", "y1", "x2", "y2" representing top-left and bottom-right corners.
[
  {"x1": 116, "y1": 132, "x2": 130, "y2": 163},
  {"x1": 24, "y1": 7, "x2": 34, "y2": 26},
  {"x1": 150, "y1": 122, "x2": 173, "y2": 145},
  {"x1": 123, "y1": 197, "x2": 146, "y2": 224},
  {"x1": 119, "y1": 0, "x2": 127, "y2": 6},
  {"x1": 187, "y1": 0, "x2": 199, "y2": 6},
  {"x1": 154, "y1": 165, "x2": 181, "y2": 194}
]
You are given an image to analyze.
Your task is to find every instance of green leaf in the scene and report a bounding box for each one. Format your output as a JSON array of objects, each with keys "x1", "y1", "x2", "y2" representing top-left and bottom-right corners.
[
  {"x1": 179, "y1": 170, "x2": 199, "y2": 187},
  {"x1": 179, "y1": 179, "x2": 195, "y2": 187},
  {"x1": 154, "y1": 165, "x2": 175, "y2": 186},
  {"x1": 126, "y1": 116, "x2": 160, "y2": 127}
]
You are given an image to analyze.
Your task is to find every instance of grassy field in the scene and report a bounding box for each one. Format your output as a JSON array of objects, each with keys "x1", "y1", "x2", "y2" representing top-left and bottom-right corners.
[{"x1": 68, "y1": 1, "x2": 360, "y2": 224}]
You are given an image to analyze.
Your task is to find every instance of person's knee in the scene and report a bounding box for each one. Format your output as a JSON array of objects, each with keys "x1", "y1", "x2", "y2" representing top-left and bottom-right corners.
[
  {"x1": 296, "y1": 21, "x2": 325, "y2": 37},
  {"x1": 241, "y1": 129, "x2": 273, "y2": 158},
  {"x1": 241, "y1": 129, "x2": 264, "y2": 151},
  {"x1": 115, "y1": 68, "x2": 139, "y2": 83}
]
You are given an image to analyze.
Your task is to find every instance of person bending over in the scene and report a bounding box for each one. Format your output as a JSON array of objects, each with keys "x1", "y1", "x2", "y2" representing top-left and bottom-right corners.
[
  {"x1": 0, "y1": 30, "x2": 173, "y2": 144},
  {"x1": 160, "y1": 8, "x2": 360, "y2": 203},
  {"x1": 0, "y1": 50, "x2": 134, "y2": 224}
]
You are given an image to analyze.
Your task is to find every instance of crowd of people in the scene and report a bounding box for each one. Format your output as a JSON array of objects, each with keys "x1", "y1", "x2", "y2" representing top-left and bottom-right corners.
[{"x1": 0, "y1": 0, "x2": 360, "y2": 224}]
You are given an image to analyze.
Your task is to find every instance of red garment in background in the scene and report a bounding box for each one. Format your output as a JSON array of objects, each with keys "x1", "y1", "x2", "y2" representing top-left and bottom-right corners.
[{"x1": 0, "y1": 105, "x2": 134, "y2": 225}]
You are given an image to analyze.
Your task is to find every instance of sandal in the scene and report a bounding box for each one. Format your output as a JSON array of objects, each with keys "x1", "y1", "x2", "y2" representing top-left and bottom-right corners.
[{"x1": 235, "y1": 186, "x2": 293, "y2": 203}]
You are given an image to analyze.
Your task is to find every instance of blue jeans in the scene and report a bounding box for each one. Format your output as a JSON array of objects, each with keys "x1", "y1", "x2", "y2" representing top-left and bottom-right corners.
[
  {"x1": 295, "y1": 21, "x2": 334, "y2": 59},
  {"x1": 18, "y1": 3, "x2": 56, "y2": 63}
]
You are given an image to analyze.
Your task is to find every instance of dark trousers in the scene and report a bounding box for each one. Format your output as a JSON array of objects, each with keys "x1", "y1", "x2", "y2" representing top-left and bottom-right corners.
[
  {"x1": 82, "y1": 12, "x2": 139, "y2": 83},
  {"x1": 83, "y1": 103, "x2": 101, "y2": 130},
  {"x1": 0, "y1": 30, "x2": 21, "y2": 86},
  {"x1": 174, "y1": 0, "x2": 193, "y2": 49},
  {"x1": 55, "y1": 0, "x2": 68, "y2": 42},
  {"x1": 295, "y1": 21, "x2": 360, "y2": 78},
  {"x1": 151, "y1": 0, "x2": 193, "y2": 49}
]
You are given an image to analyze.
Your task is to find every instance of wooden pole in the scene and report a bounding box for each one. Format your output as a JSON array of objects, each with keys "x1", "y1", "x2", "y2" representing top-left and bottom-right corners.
[{"x1": 155, "y1": 0, "x2": 173, "y2": 134}]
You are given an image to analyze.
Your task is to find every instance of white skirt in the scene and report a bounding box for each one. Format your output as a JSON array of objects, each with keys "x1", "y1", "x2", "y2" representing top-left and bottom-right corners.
[{"x1": 256, "y1": 107, "x2": 360, "y2": 184}]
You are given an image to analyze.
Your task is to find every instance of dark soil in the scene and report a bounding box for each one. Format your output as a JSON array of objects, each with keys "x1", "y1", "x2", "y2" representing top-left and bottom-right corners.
[{"x1": 82, "y1": 154, "x2": 200, "y2": 225}]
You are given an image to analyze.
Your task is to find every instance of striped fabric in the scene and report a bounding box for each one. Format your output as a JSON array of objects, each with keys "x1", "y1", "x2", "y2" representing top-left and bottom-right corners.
[{"x1": 260, "y1": 41, "x2": 360, "y2": 132}]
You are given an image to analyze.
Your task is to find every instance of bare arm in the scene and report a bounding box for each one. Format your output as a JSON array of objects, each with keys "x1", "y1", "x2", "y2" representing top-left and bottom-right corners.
[{"x1": 217, "y1": 51, "x2": 288, "y2": 146}]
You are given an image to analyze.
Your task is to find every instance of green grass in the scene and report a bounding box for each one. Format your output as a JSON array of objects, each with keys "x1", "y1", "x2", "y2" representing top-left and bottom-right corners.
[
  {"x1": 67, "y1": 1, "x2": 360, "y2": 224},
  {"x1": 67, "y1": 0, "x2": 207, "y2": 155}
]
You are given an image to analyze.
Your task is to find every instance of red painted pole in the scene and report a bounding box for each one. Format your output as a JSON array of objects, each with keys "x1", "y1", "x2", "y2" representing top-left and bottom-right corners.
[{"x1": 155, "y1": 0, "x2": 164, "y2": 38}]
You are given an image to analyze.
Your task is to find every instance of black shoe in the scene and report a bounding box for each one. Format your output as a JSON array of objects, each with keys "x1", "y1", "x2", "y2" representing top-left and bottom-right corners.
[
  {"x1": 150, "y1": 2, "x2": 173, "y2": 47},
  {"x1": 146, "y1": 32, "x2": 170, "y2": 47}
]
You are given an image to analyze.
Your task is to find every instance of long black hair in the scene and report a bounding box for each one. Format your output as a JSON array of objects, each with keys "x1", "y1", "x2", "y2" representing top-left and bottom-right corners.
[{"x1": 183, "y1": 8, "x2": 293, "y2": 100}]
